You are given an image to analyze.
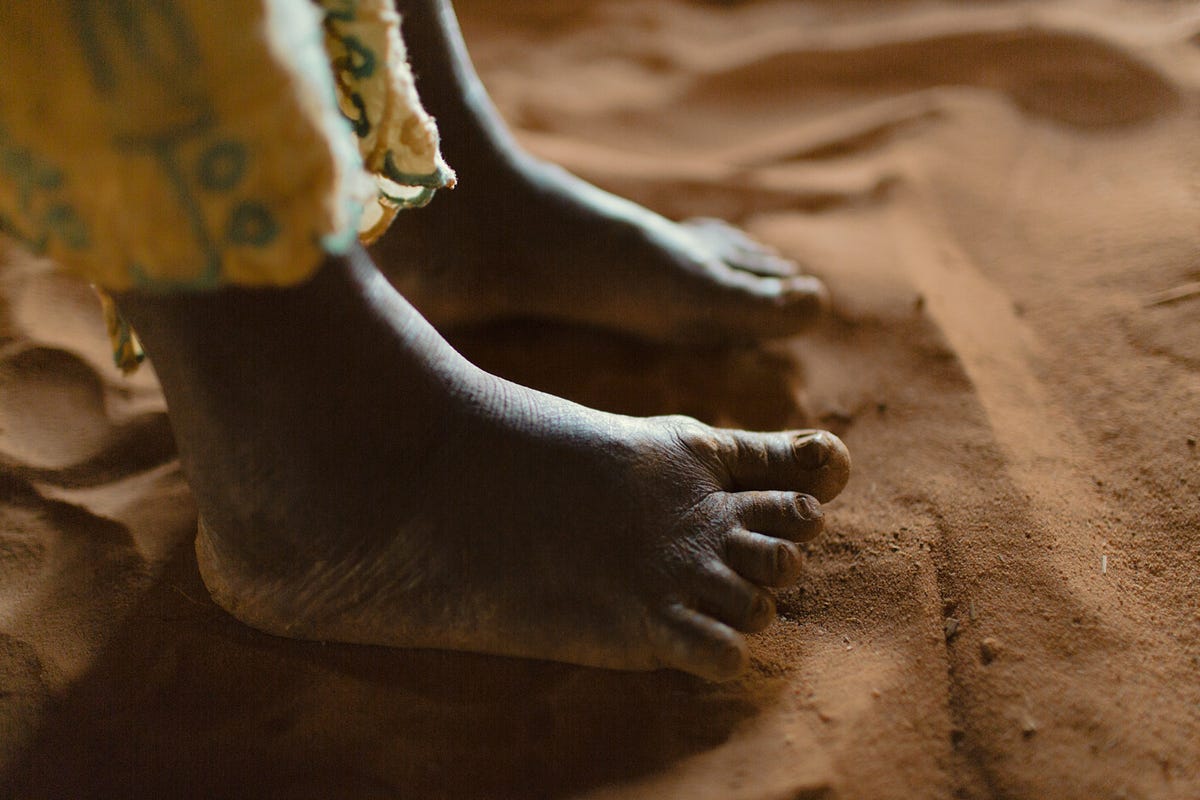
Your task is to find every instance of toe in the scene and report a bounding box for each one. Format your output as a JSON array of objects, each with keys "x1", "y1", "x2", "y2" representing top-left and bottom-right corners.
[
  {"x1": 719, "y1": 429, "x2": 851, "y2": 503},
  {"x1": 682, "y1": 217, "x2": 800, "y2": 278},
  {"x1": 653, "y1": 605, "x2": 750, "y2": 681},
  {"x1": 703, "y1": 266, "x2": 828, "y2": 339},
  {"x1": 659, "y1": 243, "x2": 826, "y2": 342},
  {"x1": 692, "y1": 562, "x2": 777, "y2": 633},
  {"x1": 732, "y1": 249, "x2": 803, "y2": 279},
  {"x1": 725, "y1": 529, "x2": 804, "y2": 587},
  {"x1": 734, "y1": 491, "x2": 824, "y2": 542}
]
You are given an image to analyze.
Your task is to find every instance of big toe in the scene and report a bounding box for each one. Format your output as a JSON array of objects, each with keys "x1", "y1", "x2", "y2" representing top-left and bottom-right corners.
[{"x1": 720, "y1": 429, "x2": 851, "y2": 503}]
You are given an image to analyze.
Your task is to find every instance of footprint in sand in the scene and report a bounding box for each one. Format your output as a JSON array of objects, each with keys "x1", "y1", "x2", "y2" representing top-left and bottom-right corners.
[{"x1": 0, "y1": 345, "x2": 174, "y2": 487}]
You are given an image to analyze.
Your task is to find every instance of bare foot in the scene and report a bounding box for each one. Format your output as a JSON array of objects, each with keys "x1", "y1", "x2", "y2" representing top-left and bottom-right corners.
[
  {"x1": 374, "y1": 156, "x2": 826, "y2": 342},
  {"x1": 116, "y1": 249, "x2": 849, "y2": 680},
  {"x1": 371, "y1": 0, "x2": 826, "y2": 343}
]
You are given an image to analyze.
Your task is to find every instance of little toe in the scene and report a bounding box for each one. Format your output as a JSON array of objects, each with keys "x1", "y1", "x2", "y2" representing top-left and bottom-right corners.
[
  {"x1": 734, "y1": 490, "x2": 824, "y2": 542},
  {"x1": 653, "y1": 605, "x2": 750, "y2": 681},
  {"x1": 726, "y1": 528, "x2": 804, "y2": 587},
  {"x1": 720, "y1": 429, "x2": 851, "y2": 503},
  {"x1": 692, "y1": 561, "x2": 777, "y2": 633}
]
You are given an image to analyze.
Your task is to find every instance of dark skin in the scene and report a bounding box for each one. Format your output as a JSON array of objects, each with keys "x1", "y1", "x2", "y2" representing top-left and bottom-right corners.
[
  {"x1": 116, "y1": 249, "x2": 848, "y2": 681},
  {"x1": 375, "y1": 0, "x2": 828, "y2": 342},
  {"x1": 111, "y1": 0, "x2": 851, "y2": 680}
]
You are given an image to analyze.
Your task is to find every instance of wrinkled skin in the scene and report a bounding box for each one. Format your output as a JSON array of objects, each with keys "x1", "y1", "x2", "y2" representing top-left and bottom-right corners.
[{"x1": 117, "y1": 250, "x2": 849, "y2": 680}]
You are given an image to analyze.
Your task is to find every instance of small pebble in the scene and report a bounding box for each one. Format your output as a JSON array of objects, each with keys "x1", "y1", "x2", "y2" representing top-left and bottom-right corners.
[
  {"x1": 980, "y1": 637, "x2": 1002, "y2": 664},
  {"x1": 1188, "y1": 436, "x2": 1197, "y2": 447},
  {"x1": 944, "y1": 618, "x2": 961, "y2": 642}
]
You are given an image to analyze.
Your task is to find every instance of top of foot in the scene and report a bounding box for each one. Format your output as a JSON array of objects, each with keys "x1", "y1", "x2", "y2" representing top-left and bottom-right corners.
[{"x1": 373, "y1": 158, "x2": 827, "y2": 343}]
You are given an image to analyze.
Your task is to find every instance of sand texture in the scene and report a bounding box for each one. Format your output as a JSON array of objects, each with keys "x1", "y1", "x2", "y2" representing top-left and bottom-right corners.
[{"x1": 1, "y1": 0, "x2": 1198, "y2": 797}]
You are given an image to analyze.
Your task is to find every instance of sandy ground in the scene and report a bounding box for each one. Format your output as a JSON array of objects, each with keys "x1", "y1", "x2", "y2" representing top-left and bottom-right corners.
[{"x1": 2, "y1": 0, "x2": 1199, "y2": 797}]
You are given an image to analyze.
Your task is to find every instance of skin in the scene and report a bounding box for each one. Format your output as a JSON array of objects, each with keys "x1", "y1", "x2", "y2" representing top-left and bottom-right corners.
[
  {"x1": 374, "y1": 0, "x2": 828, "y2": 342},
  {"x1": 114, "y1": 248, "x2": 849, "y2": 680},
  {"x1": 104, "y1": 0, "x2": 850, "y2": 680}
]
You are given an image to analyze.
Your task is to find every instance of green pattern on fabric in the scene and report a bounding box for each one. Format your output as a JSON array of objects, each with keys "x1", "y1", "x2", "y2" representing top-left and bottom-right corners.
[
  {"x1": 383, "y1": 152, "x2": 454, "y2": 189},
  {"x1": 0, "y1": 124, "x2": 88, "y2": 254}
]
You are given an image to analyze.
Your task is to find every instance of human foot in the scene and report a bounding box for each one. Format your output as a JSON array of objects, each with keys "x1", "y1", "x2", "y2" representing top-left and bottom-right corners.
[
  {"x1": 371, "y1": 0, "x2": 826, "y2": 343},
  {"x1": 374, "y1": 156, "x2": 827, "y2": 342},
  {"x1": 116, "y1": 250, "x2": 849, "y2": 680}
]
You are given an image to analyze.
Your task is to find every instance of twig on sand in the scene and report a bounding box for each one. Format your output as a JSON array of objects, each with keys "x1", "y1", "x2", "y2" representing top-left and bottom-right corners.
[{"x1": 1144, "y1": 282, "x2": 1200, "y2": 307}]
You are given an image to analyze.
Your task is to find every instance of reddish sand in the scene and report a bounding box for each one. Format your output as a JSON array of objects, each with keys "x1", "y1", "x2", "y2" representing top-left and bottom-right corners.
[{"x1": 1, "y1": 1, "x2": 1198, "y2": 797}]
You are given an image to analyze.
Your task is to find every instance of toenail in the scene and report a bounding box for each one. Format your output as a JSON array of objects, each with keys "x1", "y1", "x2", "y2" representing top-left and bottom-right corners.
[
  {"x1": 794, "y1": 433, "x2": 830, "y2": 469},
  {"x1": 755, "y1": 593, "x2": 772, "y2": 614},
  {"x1": 796, "y1": 494, "x2": 820, "y2": 519},
  {"x1": 775, "y1": 544, "x2": 794, "y2": 573}
]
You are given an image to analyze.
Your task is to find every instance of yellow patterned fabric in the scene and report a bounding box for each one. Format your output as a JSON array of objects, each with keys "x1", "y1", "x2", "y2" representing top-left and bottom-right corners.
[
  {"x1": 321, "y1": 0, "x2": 455, "y2": 243},
  {"x1": 0, "y1": 0, "x2": 453, "y2": 368}
]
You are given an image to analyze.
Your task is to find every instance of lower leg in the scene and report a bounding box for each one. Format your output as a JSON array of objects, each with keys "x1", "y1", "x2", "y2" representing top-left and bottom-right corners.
[
  {"x1": 374, "y1": 0, "x2": 827, "y2": 341},
  {"x1": 115, "y1": 247, "x2": 849, "y2": 679}
]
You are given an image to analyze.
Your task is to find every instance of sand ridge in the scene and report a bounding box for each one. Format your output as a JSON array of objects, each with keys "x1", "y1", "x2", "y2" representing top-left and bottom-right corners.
[{"x1": 1, "y1": 0, "x2": 1198, "y2": 797}]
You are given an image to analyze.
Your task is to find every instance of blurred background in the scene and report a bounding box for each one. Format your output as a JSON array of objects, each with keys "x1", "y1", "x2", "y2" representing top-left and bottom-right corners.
[{"x1": 2, "y1": 1, "x2": 1198, "y2": 797}]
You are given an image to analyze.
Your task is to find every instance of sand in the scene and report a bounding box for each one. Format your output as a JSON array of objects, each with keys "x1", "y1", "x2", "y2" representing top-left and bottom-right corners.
[{"x1": 1, "y1": 0, "x2": 1198, "y2": 797}]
